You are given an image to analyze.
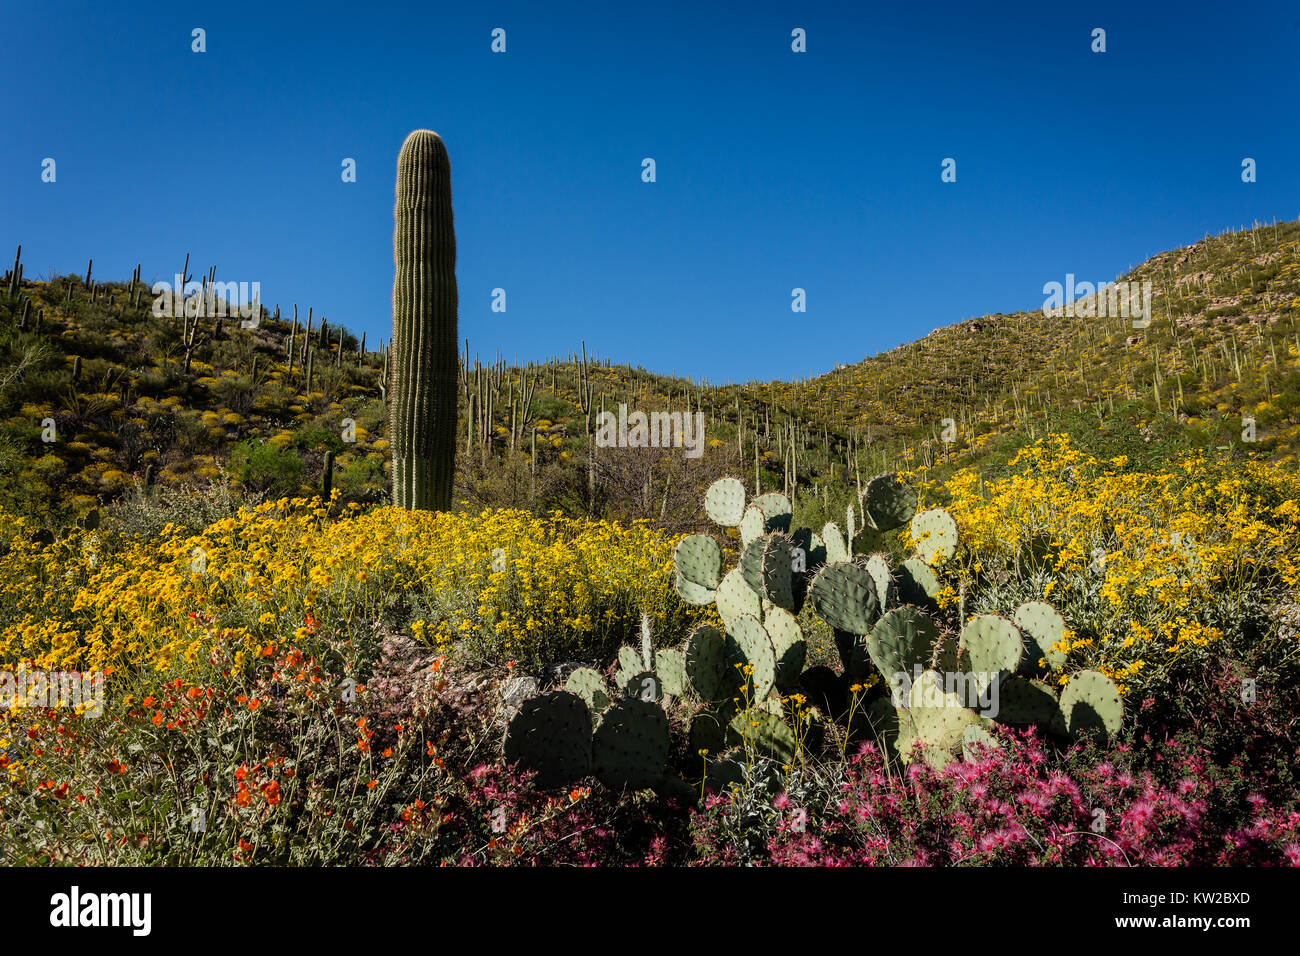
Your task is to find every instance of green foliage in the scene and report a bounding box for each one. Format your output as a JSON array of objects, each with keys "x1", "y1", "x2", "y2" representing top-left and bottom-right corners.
[
  {"x1": 229, "y1": 439, "x2": 304, "y2": 496},
  {"x1": 292, "y1": 425, "x2": 344, "y2": 455},
  {"x1": 335, "y1": 453, "x2": 385, "y2": 501}
]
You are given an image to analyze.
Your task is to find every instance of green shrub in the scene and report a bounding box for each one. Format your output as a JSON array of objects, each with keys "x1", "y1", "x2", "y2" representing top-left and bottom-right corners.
[{"x1": 230, "y1": 439, "x2": 304, "y2": 496}]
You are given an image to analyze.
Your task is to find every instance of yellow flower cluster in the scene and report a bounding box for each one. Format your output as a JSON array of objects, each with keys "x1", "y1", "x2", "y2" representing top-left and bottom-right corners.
[
  {"x1": 0, "y1": 499, "x2": 702, "y2": 683},
  {"x1": 940, "y1": 434, "x2": 1300, "y2": 692}
]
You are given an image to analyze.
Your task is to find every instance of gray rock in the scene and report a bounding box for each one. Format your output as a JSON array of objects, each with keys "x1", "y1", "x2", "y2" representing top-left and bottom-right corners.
[
  {"x1": 543, "y1": 660, "x2": 587, "y2": 686},
  {"x1": 501, "y1": 675, "x2": 540, "y2": 714}
]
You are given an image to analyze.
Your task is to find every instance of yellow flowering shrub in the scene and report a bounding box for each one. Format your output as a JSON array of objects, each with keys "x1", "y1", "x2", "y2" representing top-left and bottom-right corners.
[
  {"x1": 939, "y1": 435, "x2": 1300, "y2": 694},
  {"x1": 0, "y1": 499, "x2": 704, "y2": 686}
]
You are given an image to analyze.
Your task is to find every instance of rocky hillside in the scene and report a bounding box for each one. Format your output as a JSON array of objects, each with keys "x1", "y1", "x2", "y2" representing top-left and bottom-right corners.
[{"x1": 2, "y1": 218, "x2": 1297, "y2": 529}]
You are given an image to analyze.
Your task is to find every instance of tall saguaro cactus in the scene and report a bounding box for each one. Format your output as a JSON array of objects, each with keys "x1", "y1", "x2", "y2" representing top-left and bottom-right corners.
[{"x1": 390, "y1": 129, "x2": 459, "y2": 511}]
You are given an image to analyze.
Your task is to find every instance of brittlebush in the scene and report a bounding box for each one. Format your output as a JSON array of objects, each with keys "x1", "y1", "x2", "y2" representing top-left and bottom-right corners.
[
  {"x1": 929, "y1": 435, "x2": 1300, "y2": 695},
  {"x1": 0, "y1": 499, "x2": 703, "y2": 682}
]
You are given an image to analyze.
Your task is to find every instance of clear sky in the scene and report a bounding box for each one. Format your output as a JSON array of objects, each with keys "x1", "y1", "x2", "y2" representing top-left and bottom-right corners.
[{"x1": 3, "y1": 0, "x2": 1298, "y2": 383}]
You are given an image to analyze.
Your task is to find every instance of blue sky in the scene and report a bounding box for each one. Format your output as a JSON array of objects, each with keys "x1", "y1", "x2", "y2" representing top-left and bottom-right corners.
[{"x1": 3, "y1": 0, "x2": 1298, "y2": 383}]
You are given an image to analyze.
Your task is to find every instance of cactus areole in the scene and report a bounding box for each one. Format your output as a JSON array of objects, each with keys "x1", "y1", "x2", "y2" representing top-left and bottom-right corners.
[{"x1": 390, "y1": 129, "x2": 459, "y2": 511}]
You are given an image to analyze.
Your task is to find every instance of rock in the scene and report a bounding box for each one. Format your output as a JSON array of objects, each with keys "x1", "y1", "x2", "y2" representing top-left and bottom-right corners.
[
  {"x1": 1276, "y1": 603, "x2": 1300, "y2": 643},
  {"x1": 501, "y1": 675, "x2": 540, "y2": 715},
  {"x1": 543, "y1": 660, "x2": 587, "y2": 686}
]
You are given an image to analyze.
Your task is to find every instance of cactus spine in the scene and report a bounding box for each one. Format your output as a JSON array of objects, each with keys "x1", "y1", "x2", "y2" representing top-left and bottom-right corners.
[{"x1": 389, "y1": 129, "x2": 458, "y2": 511}]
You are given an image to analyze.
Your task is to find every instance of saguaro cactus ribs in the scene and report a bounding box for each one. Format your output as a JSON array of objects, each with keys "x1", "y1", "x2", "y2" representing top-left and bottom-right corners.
[{"x1": 389, "y1": 129, "x2": 459, "y2": 511}]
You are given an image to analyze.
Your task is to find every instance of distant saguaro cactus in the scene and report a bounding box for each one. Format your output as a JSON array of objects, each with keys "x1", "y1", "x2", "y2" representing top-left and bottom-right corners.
[
  {"x1": 322, "y1": 449, "x2": 335, "y2": 502},
  {"x1": 389, "y1": 129, "x2": 458, "y2": 511}
]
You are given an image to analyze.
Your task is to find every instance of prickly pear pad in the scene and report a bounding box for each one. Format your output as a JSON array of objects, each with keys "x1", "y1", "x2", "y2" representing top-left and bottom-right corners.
[
  {"x1": 863, "y1": 473, "x2": 917, "y2": 532},
  {"x1": 593, "y1": 698, "x2": 670, "y2": 791},
  {"x1": 704, "y1": 476, "x2": 747, "y2": 527},
  {"x1": 504, "y1": 691, "x2": 593, "y2": 789},
  {"x1": 809, "y1": 561, "x2": 879, "y2": 635}
]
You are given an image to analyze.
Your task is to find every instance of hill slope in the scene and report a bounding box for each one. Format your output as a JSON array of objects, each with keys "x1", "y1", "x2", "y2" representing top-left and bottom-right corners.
[{"x1": 2, "y1": 218, "x2": 1298, "y2": 529}]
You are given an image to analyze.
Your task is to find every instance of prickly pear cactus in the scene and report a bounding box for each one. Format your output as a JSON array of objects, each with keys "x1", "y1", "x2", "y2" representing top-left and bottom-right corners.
[
  {"x1": 564, "y1": 667, "x2": 611, "y2": 715},
  {"x1": 995, "y1": 676, "x2": 1061, "y2": 726},
  {"x1": 624, "y1": 670, "x2": 663, "y2": 702},
  {"x1": 809, "y1": 561, "x2": 879, "y2": 635},
  {"x1": 898, "y1": 670, "x2": 981, "y2": 770},
  {"x1": 739, "y1": 505, "x2": 766, "y2": 546},
  {"x1": 653, "y1": 467, "x2": 1120, "y2": 782},
  {"x1": 868, "y1": 606, "x2": 941, "y2": 692},
  {"x1": 910, "y1": 507, "x2": 958, "y2": 565},
  {"x1": 864, "y1": 553, "x2": 893, "y2": 611},
  {"x1": 729, "y1": 708, "x2": 797, "y2": 765},
  {"x1": 503, "y1": 691, "x2": 592, "y2": 789},
  {"x1": 739, "y1": 536, "x2": 768, "y2": 594},
  {"x1": 861, "y1": 696, "x2": 902, "y2": 763},
  {"x1": 840, "y1": 629, "x2": 871, "y2": 682},
  {"x1": 674, "y1": 533, "x2": 722, "y2": 593},
  {"x1": 862, "y1": 473, "x2": 917, "y2": 532},
  {"x1": 1013, "y1": 601, "x2": 1068, "y2": 672},
  {"x1": 676, "y1": 573, "x2": 715, "y2": 606},
  {"x1": 958, "y1": 614, "x2": 1024, "y2": 695},
  {"x1": 716, "y1": 567, "x2": 761, "y2": 626},
  {"x1": 615, "y1": 645, "x2": 644, "y2": 689},
  {"x1": 803, "y1": 528, "x2": 828, "y2": 568},
  {"x1": 763, "y1": 606, "x2": 806, "y2": 690},
  {"x1": 961, "y1": 722, "x2": 1000, "y2": 762},
  {"x1": 685, "y1": 624, "x2": 729, "y2": 702},
  {"x1": 760, "y1": 533, "x2": 795, "y2": 611},
  {"x1": 689, "y1": 709, "x2": 728, "y2": 755},
  {"x1": 592, "y1": 698, "x2": 671, "y2": 791},
  {"x1": 822, "y1": 521, "x2": 849, "y2": 565},
  {"x1": 896, "y1": 556, "x2": 942, "y2": 608},
  {"x1": 1058, "y1": 669, "x2": 1123, "y2": 738},
  {"x1": 655, "y1": 648, "x2": 688, "y2": 698},
  {"x1": 725, "y1": 614, "x2": 776, "y2": 702},
  {"x1": 751, "y1": 492, "x2": 792, "y2": 534},
  {"x1": 703, "y1": 476, "x2": 747, "y2": 527},
  {"x1": 703, "y1": 754, "x2": 747, "y2": 792}
]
